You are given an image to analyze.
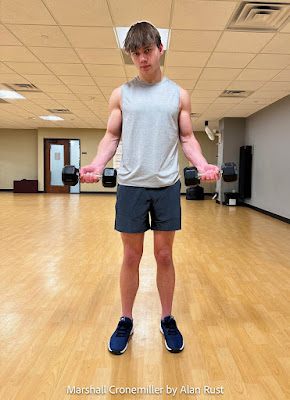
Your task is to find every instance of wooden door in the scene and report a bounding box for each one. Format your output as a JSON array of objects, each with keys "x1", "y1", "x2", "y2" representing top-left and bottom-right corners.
[{"x1": 44, "y1": 139, "x2": 70, "y2": 193}]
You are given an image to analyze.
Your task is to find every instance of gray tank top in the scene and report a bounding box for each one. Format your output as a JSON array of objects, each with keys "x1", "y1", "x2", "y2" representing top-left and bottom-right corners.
[{"x1": 118, "y1": 76, "x2": 180, "y2": 188}]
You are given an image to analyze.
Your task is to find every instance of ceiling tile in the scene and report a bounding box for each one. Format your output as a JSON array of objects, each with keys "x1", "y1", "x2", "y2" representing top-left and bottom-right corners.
[
  {"x1": 75, "y1": 48, "x2": 123, "y2": 64},
  {"x1": 21, "y1": 92, "x2": 52, "y2": 100},
  {"x1": 1, "y1": 0, "x2": 56, "y2": 24},
  {"x1": 190, "y1": 103, "x2": 210, "y2": 113},
  {"x1": 23, "y1": 74, "x2": 63, "y2": 85},
  {"x1": 43, "y1": 0, "x2": 112, "y2": 26},
  {"x1": 280, "y1": 20, "x2": 290, "y2": 33},
  {"x1": 33, "y1": 100, "x2": 65, "y2": 108},
  {"x1": 4, "y1": 62, "x2": 52, "y2": 74},
  {"x1": 226, "y1": 80, "x2": 266, "y2": 90},
  {"x1": 86, "y1": 64, "x2": 126, "y2": 77},
  {"x1": 124, "y1": 65, "x2": 139, "y2": 76},
  {"x1": 7, "y1": 25, "x2": 71, "y2": 47},
  {"x1": 235, "y1": 69, "x2": 281, "y2": 81},
  {"x1": 46, "y1": 93, "x2": 79, "y2": 100},
  {"x1": 213, "y1": 97, "x2": 242, "y2": 104},
  {"x1": 29, "y1": 47, "x2": 80, "y2": 63},
  {"x1": 61, "y1": 27, "x2": 118, "y2": 49},
  {"x1": 250, "y1": 90, "x2": 286, "y2": 99},
  {"x1": 0, "y1": 63, "x2": 14, "y2": 73},
  {"x1": 165, "y1": 66, "x2": 203, "y2": 79},
  {"x1": 261, "y1": 34, "x2": 290, "y2": 54},
  {"x1": 200, "y1": 68, "x2": 242, "y2": 80},
  {"x1": 59, "y1": 76, "x2": 96, "y2": 85},
  {"x1": 206, "y1": 103, "x2": 233, "y2": 113},
  {"x1": 77, "y1": 94, "x2": 106, "y2": 102},
  {"x1": 69, "y1": 85, "x2": 102, "y2": 94},
  {"x1": 207, "y1": 52, "x2": 255, "y2": 68},
  {"x1": 99, "y1": 87, "x2": 116, "y2": 95},
  {"x1": 272, "y1": 69, "x2": 290, "y2": 81},
  {"x1": 195, "y1": 80, "x2": 232, "y2": 90},
  {"x1": 257, "y1": 81, "x2": 290, "y2": 91},
  {"x1": 36, "y1": 84, "x2": 72, "y2": 93},
  {"x1": 0, "y1": 46, "x2": 39, "y2": 62},
  {"x1": 215, "y1": 32, "x2": 275, "y2": 53},
  {"x1": 46, "y1": 63, "x2": 89, "y2": 76},
  {"x1": 0, "y1": 25, "x2": 22, "y2": 46},
  {"x1": 247, "y1": 54, "x2": 290, "y2": 69},
  {"x1": 170, "y1": 30, "x2": 222, "y2": 52},
  {"x1": 172, "y1": 0, "x2": 238, "y2": 30},
  {"x1": 191, "y1": 89, "x2": 223, "y2": 98},
  {"x1": 191, "y1": 98, "x2": 214, "y2": 104},
  {"x1": 109, "y1": 0, "x2": 172, "y2": 28},
  {"x1": 0, "y1": 73, "x2": 30, "y2": 83},
  {"x1": 93, "y1": 76, "x2": 126, "y2": 87},
  {"x1": 166, "y1": 51, "x2": 210, "y2": 67},
  {"x1": 173, "y1": 79, "x2": 197, "y2": 89}
]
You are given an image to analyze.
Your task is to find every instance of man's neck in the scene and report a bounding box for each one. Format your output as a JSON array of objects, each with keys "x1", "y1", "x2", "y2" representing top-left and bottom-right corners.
[{"x1": 138, "y1": 69, "x2": 164, "y2": 84}]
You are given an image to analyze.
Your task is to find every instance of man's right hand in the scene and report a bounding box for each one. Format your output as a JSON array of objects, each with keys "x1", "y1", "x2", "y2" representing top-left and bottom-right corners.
[{"x1": 79, "y1": 165, "x2": 102, "y2": 184}]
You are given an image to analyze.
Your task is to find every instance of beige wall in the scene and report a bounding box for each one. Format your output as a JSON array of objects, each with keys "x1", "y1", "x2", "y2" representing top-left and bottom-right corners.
[
  {"x1": 0, "y1": 128, "x2": 217, "y2": 193},
  {"x1": 0, "y1": 129, "x2": 38, "y2": 189}
]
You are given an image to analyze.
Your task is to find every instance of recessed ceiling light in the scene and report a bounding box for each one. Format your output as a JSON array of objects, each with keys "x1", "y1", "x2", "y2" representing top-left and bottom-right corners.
[
  {"x1": 39, "y1": 116, "x2": 64, "y2": 121},
  {"x1": 0, "y1": 90, "x2": 25, "y2": 99},
  {"x1": 115, "y1": 27, "x2": 171, "y2": 50}
]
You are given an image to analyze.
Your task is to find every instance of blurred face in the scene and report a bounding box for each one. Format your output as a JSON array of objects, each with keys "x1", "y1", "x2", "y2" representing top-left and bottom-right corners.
[{"x1": 130, "y1": 43, "x2": 164, "y2": 75}]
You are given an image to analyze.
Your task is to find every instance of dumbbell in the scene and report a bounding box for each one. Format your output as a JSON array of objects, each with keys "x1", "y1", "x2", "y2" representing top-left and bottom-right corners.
[
  {"x1": 62, "y1": 165, "x2": 117, "y2": 188},
  {"x1": 184, "y1": 162, "x2": 238, "y2": 186}
]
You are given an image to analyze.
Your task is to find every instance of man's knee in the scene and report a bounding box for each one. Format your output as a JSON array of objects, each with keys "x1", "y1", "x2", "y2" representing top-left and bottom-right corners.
[
  {"x1": 123, "y1": 247, "x2": 143, "y2": 267},
  {"x1": 154, "y1": 247, "x2": 173, "y2": 266}
]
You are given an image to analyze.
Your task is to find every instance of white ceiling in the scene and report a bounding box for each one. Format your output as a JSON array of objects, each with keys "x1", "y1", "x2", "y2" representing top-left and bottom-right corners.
[{"x1": 0, "y1": 0, "x2": 290, "y2": 132}]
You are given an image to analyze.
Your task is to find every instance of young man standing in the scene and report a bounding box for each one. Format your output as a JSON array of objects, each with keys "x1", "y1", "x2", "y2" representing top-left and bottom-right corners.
[{"x1": 80, "y1": 21, "x2": 220, "y2": 355}]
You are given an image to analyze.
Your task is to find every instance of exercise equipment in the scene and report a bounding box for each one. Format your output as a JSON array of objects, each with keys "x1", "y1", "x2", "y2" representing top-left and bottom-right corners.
[
  {"x1": 62, "y1": 165, "x2": 117, "y2": 188},
  {"x1": 184, "y1": 162, "x2": 238, "y2": 186}
]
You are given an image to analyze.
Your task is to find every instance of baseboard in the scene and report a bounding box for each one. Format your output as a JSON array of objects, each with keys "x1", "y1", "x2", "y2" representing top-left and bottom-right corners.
[
  {"x1": 215, "y1": 199, "x2": 289, "y2": 224},
  {"x1": 242, "y1": 202, "x2": 290, "y2": 224}
]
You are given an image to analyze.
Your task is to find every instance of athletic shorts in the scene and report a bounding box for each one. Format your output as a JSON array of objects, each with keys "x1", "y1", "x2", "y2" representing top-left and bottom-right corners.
[{"x1": 114, "y1": 180, "x2": 181, "y2": 233}]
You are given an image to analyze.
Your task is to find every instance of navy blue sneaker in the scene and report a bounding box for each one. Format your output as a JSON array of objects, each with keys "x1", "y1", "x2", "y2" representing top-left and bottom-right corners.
[
  {"x1": 108, "y1": 317, "x2": 134, "y2": 355},
  {"x1": 160, "y1": 315, "x2": 184, "y2": 353}
]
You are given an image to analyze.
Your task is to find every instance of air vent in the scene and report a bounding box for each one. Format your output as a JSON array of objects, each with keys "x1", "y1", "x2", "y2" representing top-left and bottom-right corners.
[
  {"x1": 220, "y1": 90, "x2": 253, "y2": 98},
  {"x1": 227, "y1": 2, "x2": 290, "y2": 31},
  {"x1": 47, "y1": 108, "x2": 72, "y2": 114},
  {"x1": 5, "y1": 83, "x2": 42, "y2": 92}
]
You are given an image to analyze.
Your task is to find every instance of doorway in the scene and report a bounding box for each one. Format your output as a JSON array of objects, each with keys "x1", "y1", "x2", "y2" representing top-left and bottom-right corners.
[{"x1": 44, "y1": 139, "x2": 80, "y2": 193}]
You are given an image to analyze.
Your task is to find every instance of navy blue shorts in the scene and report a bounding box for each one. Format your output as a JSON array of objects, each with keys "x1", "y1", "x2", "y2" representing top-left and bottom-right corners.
[{"x1": 115, "y1": 180, "x2": 181, "y2": 233}]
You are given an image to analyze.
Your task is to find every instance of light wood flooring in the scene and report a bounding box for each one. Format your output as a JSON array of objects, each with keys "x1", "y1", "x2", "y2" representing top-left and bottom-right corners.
[{"x1": 0, "y1": 193, "x2": 289, "y2": 400}]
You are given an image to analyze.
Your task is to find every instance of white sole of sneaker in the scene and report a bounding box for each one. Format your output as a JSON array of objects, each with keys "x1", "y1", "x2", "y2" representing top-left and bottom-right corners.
[
  {"x1": 108, "y1": 327, "x2": 134, "y2": 355},
  {"x1": 160, "y1": 324, "x2": 184, "y2": 353}
]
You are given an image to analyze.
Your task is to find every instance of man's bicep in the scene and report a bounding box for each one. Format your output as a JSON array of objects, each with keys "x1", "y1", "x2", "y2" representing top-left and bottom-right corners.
[
  {"x1": 178, "y1": 89, "x2": 193, "y2": 142},
  {"x1": 106, "y1": 88, "x2": 122, "y2": 140}
]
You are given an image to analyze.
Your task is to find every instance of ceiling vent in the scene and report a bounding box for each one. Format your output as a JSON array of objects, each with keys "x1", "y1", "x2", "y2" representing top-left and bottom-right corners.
[
  {"x1": 220, "y1": 90, "x2": 253, "y2": 98},
  {"x1": 47, "y1": 108, "x2": 72, "y2": 114},
  {"x1": 227, "y1": 2, "x2": 290, "y2": 31},
  {"x1": 5, "y1": 83, "x2": 42, "y2": 92}
]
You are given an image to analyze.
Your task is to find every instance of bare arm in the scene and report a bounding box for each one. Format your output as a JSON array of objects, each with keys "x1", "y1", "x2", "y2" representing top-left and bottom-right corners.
[
  {"x1": 91, "y1": 87, "x2": 122, "y2": 171},
  {"x1": 178, "y1": 88, "x2": 208, "y2": 170},
  {"x1": 178, "y1": 88, "x2": 219, "y2": 180},
  {"x1": 79, "y1": 87, "x2": 122, "y2": 182}
]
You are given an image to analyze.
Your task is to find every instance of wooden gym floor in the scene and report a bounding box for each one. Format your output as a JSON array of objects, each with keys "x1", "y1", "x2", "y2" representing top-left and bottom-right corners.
[{"x1": 0, "y1": 192, "x2": 289, "y2": 400}]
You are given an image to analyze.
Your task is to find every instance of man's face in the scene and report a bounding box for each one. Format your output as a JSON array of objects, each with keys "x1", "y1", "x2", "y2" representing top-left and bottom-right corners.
[{"x1": 130, "y1": 43, "x2": 164, "y2": 74}]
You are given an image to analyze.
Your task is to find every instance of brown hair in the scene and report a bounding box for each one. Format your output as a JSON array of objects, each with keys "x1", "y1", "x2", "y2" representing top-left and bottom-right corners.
[{"x1": 123, "y1": 21, "x2": 161, "y2": 54}]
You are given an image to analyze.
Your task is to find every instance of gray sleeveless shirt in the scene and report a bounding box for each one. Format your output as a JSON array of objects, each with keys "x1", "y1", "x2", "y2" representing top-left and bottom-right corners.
[{"x1": 118, "y1": 76, "x2": 181, "y2": 188}]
